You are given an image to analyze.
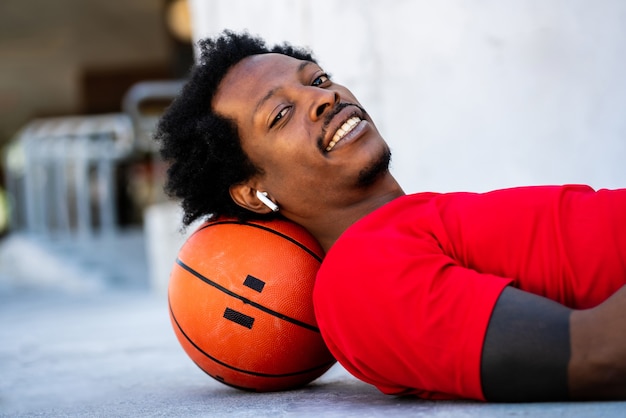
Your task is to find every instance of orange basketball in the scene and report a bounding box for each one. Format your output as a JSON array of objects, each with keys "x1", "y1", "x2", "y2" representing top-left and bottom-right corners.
[{"x1": 168, "y1": 217, "x2": 336, "y2": 392}]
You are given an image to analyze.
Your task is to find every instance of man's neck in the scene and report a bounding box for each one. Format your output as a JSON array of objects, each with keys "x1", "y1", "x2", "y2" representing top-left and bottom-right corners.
[{"x1": 301, "y1": 175, "x2": 405, "y2": 253}]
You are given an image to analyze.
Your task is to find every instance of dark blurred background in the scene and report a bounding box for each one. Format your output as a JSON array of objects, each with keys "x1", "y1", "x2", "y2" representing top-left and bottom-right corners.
[
  {"x1": 0, "y1": 0, "x2": 193, "y2": 132},
  {"x1": 0, "y1": 0, "x2": 194, "y2": 235}
]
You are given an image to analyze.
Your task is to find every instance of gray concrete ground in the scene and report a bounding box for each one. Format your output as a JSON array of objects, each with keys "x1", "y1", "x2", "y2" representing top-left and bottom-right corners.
[{"x1": 1, "y1": 236, "x2": 625, "y2": 417}]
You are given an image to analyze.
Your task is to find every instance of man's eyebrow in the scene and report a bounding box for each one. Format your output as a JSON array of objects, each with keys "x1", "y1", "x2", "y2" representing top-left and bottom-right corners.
[
  {"x1": 297, "y1": 60, "x2": 315, "y2": 72},
  {"x1": 253, "y1": 60, "x2": 316, "y2": 115},
  {"x1": 255, "y1": 87, "x2": 280, "y2": 116}
]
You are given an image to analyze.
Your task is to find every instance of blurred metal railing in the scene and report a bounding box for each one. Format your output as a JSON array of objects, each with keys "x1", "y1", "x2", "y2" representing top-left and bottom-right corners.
[
  {"x1": 1, "y1": 80, "x2": 185, "y2": 289},
  {"x1": 6, "y1": 114, "x2": 134, "y2": 238},
  {"x1": 122, "y1": 79, "x2": 186, "y2": 152}
]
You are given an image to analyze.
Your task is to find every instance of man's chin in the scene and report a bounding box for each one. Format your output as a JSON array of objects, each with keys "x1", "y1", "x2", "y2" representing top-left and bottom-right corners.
[{"x1": 357, "y1": 147, "x2": 392, "y2": 188}]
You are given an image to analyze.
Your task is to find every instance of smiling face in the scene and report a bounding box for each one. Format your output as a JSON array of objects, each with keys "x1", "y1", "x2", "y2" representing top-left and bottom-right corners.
[{"x1": 212, "y1": 53, "x2": 392, "y2": 222}]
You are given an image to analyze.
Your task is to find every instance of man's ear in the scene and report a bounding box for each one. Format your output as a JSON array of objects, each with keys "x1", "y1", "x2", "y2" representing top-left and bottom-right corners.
[{"x1": 229, "y1": 183, "x2": 276, "y2": 214}]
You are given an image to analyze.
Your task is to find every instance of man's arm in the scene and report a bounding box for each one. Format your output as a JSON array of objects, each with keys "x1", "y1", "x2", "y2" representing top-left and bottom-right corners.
[
  {"x1": 569, "y1": 285, "x2": 626, "y2": 399},
  {"x1": 481, "y1": 285, "x2": 626, "y2": 402}
]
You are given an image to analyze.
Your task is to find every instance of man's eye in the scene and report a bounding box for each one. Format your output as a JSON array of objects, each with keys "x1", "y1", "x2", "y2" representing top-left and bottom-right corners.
[
  {"x1": 312, "y1": 73, "x2": 330, "y2": 87},
  {"x1": 270, "y1": 107, "x2": 290, "y2": 128}
]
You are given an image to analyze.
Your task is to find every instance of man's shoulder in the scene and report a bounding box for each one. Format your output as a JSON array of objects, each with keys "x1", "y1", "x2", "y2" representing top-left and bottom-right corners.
[
  {"x1": 349, "y1": 192, "x2": 441, "y2": 231},
  {"x1": 320, "y1": 192, "x2": 445, "y2": 269}
]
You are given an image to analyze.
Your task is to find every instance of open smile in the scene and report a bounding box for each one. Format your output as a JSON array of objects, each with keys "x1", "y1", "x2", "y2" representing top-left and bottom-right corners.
[{"x1": 325, "y1": 116, "x2": 362, "y2": 152}]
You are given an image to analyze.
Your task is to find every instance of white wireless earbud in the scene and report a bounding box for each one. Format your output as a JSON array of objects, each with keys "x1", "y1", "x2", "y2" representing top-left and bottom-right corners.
[{"x1": 256, "y1": 190, "x2": 279, "y2": 212}]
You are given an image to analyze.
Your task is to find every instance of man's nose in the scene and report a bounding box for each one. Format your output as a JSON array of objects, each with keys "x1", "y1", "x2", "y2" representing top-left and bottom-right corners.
[{"x1": 309, "y1": 89, "x2": 340, "y2": 121}]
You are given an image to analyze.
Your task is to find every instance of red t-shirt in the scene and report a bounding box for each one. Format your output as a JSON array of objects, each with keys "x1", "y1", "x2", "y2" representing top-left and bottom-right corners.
[{"x1": 313, "y1": 185, "x2": 626, "y2": 400}]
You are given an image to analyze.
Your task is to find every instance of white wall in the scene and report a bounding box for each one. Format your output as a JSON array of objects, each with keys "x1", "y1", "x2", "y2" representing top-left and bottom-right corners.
[{"x1": 189, "y1": 0, "x2": 626, "y2": 193}]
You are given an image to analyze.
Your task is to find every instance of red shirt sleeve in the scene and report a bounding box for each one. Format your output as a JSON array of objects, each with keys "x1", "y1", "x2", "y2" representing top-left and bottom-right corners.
[
  {"x1": 313, "y1": 193, "x2": 511, "y2": 400},
  {"x1": 436, "y1": 185, "x2": 626, "y2": 309}
]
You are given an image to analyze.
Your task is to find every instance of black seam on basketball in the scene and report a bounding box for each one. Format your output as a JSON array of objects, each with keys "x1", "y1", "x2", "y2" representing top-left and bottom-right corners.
[
  {"x1": 187, "y1": 222, "x2": 212, "y2": 239},
  {"x1": 175, "y1": 258, "x2": 320, "y2": 333},
  {"x1": 169, "y1": 296, "x2": 334, "y2": 378},
  {"x1": 209, "y1": 372, "x2": 259, "y2": 392},
  {"x1": 201, "y1": 220, "x2": 323, "y2": 263}
]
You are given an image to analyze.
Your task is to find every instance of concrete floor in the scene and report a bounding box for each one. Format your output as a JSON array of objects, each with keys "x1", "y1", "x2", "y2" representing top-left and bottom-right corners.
[{"x1": 1, "y1": 236, "x2": 625, "y2": 417}]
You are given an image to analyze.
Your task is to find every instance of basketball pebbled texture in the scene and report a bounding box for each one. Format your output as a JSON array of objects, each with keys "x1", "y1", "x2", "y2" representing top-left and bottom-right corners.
[{"x1": 168, "y1": 217, "x2": 336, "y2": 392}]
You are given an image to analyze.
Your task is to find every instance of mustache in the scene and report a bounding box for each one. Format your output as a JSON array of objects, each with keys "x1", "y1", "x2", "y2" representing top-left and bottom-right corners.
[{"x1": 317, "y1": 102, "x2": 368, "y2": 152}]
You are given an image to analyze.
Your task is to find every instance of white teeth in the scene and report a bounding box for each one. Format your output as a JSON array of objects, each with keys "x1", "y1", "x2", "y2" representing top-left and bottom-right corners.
[{"x1": 325, "y1": 116, "x2": 361, "y2": 152}]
